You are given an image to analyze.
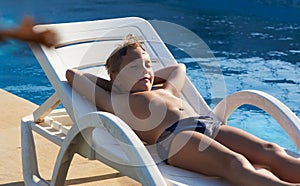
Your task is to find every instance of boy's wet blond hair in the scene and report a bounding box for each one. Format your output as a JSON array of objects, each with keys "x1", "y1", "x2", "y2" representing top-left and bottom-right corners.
[{"x1": 105, "y1": 34, "x2": 145, "y2": 75}]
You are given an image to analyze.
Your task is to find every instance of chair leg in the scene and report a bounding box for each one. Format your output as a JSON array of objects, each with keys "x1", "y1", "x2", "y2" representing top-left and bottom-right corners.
[
  {"x1": 50, "y1": 141, "x2": 76, "y2": 186},
  {"x1": 21, "y1": 121, "x2": 49, "y2": 186}
]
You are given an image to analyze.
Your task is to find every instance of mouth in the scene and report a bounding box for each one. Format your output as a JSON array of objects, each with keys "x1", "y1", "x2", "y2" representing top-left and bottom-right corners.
[{"x1": 139, "y1": 77, "x2": 151, "y2": 83}]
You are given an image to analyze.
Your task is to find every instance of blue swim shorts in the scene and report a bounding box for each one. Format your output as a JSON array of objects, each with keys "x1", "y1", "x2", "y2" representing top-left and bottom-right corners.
[{"x1": 156, "y1": 115, "x2": 222, "y2": 164}]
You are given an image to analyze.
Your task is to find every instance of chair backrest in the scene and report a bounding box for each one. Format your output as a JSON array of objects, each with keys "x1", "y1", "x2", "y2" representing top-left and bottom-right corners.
[{"x1": 30, "y1": 17, "x2": 212, "y2": 123}]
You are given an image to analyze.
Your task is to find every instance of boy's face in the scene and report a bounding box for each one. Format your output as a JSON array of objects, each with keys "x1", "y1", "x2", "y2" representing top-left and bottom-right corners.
[{"x1": 111, "y1": 46, "x2": 154, "y2": 93}]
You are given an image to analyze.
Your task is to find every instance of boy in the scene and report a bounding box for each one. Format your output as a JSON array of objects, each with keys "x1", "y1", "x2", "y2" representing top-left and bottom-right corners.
[{"x1": 66, "y1": 35, "x2": 300, "y2": 185}]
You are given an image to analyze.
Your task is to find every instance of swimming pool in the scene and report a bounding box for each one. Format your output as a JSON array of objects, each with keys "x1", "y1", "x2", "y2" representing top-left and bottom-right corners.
[{"x1": 1, "y1": 0, "x2": 299, "y2": 152}]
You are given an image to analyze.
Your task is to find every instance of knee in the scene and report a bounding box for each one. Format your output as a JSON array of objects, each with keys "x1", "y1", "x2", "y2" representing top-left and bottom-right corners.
[
  {"x1": 223, "y1": 153, "x2": 253, "y2": 175},
  {"x1": 228, "y1": 153, "x2": 247, "y2": 167},
  {"x1": 261, "y1": 142, "x2": 283, "y2": 154}
]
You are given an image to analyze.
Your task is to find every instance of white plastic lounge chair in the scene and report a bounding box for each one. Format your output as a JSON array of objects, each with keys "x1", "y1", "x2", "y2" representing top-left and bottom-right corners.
[{"x1": 21, "y1": 17, "x2": 300, "y2": 186}]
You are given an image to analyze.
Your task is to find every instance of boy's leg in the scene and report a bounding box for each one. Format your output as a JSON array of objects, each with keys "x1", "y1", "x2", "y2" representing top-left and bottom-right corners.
[
  {"x1": 215, "y1": 125, "x2": 300, "y2": 183},
  {"x1": 167, "y1": 131, "x2": 294, "y2": 186}
]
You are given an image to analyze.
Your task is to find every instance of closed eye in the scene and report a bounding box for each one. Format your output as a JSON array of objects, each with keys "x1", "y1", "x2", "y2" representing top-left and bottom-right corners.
[
  {"x1": 130, "y1": 65, "x2": 138, "y2": 69},
  {"x1": 145, "y1": 62, "x2": 152, "y2": 68}
]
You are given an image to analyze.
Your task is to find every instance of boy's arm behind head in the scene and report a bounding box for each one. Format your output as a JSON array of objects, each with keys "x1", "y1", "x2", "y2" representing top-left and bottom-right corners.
[
  {"x1": 82, "y1": 72, "x2": 112, "y2": 92},
  {"x1": 66, "y1": 69, "x2": 113, "y2": 112},
  {"x1": 154, "y1": 63, "x2": 186, "y2": 95}
]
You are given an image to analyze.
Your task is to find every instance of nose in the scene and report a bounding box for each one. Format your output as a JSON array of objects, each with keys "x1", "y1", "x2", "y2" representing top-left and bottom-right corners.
[{"x1": 142, "y1": 67, "x2": 148, "y2": 75}]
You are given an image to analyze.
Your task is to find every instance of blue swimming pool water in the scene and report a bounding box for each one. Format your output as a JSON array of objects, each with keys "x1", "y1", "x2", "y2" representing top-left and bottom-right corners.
[{"x1": 1, "y1": 0, "x2": 299, "y2": 152}]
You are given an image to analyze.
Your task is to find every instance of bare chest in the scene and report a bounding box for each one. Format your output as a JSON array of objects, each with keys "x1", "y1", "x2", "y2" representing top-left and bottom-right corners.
[
  {"x1": 112, "y1": 90, "x2": 198, "y2": 143},
  {"x1": 129, "y1": 90, "x2": 196, "y2": 120}
]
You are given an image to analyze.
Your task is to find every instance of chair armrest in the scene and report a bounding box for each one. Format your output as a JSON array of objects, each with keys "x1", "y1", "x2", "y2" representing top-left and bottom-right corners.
[
  {"x1": 76, "y1": 111, "x2": 166, "y2": 185},
  {"x1": 213, "y1": 90, "x2": 300, "y2": 151}
]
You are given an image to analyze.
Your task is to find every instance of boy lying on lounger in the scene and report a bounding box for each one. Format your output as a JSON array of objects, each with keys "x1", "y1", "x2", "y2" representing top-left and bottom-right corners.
[{"x1": 66, "y1": 35, "x2": 300, "y2": 186}]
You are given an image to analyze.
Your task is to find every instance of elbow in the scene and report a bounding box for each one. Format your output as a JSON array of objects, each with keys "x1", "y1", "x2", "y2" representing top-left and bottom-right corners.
[
  {"x1": 178, "y1": 63, "x2": 186, "y2": 74},
  {"x1": 66, "y1": 69, "x2": 76, "y2": 87},
  {"x1": 178, "y1": 63, "x2": 186, "y2": 70}
]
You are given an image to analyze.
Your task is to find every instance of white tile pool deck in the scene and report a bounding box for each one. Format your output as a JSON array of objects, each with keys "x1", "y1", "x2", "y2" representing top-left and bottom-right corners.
[{"x1": 0, "y1": 89, "x2": 140, "y2": 185}]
